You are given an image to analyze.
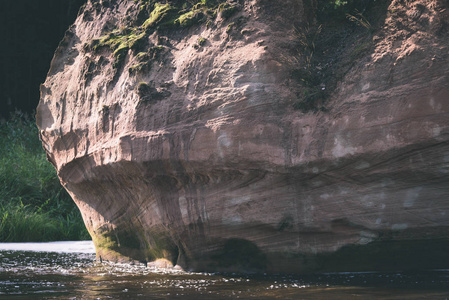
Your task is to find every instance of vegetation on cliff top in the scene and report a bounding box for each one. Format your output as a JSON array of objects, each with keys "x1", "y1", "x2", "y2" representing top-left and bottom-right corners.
[
  {"x1": 85, "y1": 0, "x2": 381, "y2": 112},
  {"x1": 0, "y1": 112, "x2": 89, "y2": 242},
  {"x1": 87, "y1": 0, "x2": 238, "y2": 69}
]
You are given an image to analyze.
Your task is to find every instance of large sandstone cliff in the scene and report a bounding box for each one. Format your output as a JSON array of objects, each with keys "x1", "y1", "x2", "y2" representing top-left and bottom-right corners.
[{"x1": 37, "y1": 0, "x2": 449, "y2": 273}]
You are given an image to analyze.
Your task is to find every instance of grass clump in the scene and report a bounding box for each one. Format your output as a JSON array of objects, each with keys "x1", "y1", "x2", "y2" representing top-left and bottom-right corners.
[
  {"x1": 287, "y1": 25, "x2": 328, "y2": 113},
  {"x1": 0, "y1": 111, "x2": 90, "y2": 242},
  {"x1": 351, "y1": 40, "x2": 372, "y2": 59},
  {"x1": 290, "y1": 0, "x2": 379, "y2": 113},
  {"x1": 316, "y1": 0, "x2": 374, "y2": 22}
]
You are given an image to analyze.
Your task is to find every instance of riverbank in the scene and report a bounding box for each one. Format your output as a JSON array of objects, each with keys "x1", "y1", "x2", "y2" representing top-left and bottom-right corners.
[{"x1": 0, "y1": 111, "x2": 89, "y2": 242}]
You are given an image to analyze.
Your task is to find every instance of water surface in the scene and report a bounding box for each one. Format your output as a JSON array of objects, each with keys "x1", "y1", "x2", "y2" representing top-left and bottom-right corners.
[{"x1": 1, "y1": 242, "x2": 449, "y2": 299}]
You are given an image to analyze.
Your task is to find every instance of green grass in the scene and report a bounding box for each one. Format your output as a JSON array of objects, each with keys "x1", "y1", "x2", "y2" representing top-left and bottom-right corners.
[{"x1": 0, "y1": 111, "x2": 90, "y2": 242}]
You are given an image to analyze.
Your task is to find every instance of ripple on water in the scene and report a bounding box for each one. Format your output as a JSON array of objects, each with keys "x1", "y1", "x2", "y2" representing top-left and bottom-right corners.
[{"x1": 1, "y1": 245, "x2": 449, "y2": 299}]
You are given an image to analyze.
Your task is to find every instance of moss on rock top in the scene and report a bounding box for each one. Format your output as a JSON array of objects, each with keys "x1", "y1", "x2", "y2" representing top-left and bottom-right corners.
[{"x1": 87, "y1": 0, "x2": 239, "y2": 68}]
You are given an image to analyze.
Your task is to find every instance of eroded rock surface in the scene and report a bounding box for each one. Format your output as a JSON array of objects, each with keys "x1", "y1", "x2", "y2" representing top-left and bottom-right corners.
[{"x1": 37, "y1": 0, "x2": 449, "y2": 273}]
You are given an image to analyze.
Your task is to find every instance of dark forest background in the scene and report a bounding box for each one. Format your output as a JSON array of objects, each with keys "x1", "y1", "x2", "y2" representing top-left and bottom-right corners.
[
  {"x1": 0, "y1": 0, "x2": 89, "y2": 242},
  {"x1": 0, "y1": 0, "x2": 86, "y2": 119}
]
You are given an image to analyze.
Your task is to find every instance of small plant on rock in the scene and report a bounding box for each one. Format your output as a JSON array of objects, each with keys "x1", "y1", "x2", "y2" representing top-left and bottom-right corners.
[{"x1": 197, "y1": 37, "x2": 206, "y2": 46}]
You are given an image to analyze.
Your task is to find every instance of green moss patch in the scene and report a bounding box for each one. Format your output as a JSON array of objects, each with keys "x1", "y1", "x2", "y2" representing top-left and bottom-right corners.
[
  {"x1": 90, "y1": 29, "x2": 147, "y2": 69},
  {"x1": 175, "y1": 9, "x2": 205, "y2": 27},
  {"x1": 128, "y1": 46, "x2": 165, "y2": 74},
  {"x1": 197, "y1": 37, "x2": 206, "y2": 46},
  {"x1": 140, "y1": 1, "x2": 236, "y2": 29},
  {"x1": 143, "y1": 3, "x2": 178, "y2": 29},
  {"x1": 86, "y1": 1, "x2": 240, "y2": 73},
  {"x1": 142, "y1": 231, "x2": 179, "y2": 263},
  {"x1": 218, "y1": 3, "x2": 237, "y2": 19},
  {"x1": 93, "y1": 228, "x2": 119, "y2": 251}
]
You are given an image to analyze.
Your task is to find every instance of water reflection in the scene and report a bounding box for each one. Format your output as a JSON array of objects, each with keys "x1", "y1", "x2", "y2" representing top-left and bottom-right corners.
[{"x1": 1, "y1": 243, "x2": 449, "y2": 299}]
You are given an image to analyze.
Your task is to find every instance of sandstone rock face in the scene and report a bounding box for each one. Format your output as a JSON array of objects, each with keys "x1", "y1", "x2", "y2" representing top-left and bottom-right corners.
[{"x1": 37, "y1": 0, "x2": 449, "y2": 273}]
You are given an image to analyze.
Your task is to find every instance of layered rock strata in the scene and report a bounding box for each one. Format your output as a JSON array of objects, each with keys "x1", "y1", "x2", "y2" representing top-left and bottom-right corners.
[{"x1": 37, "y1": 0, "x2": 449, "y2": 273}]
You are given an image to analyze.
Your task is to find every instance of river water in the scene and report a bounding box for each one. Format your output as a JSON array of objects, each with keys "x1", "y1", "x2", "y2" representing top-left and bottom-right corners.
[{"x1": 1, "y1": 242, "x2": 449, "y2": 299}]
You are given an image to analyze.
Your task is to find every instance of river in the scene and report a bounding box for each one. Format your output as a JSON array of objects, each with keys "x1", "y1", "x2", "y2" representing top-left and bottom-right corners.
[{"x1": 1, "y1": 241, "x2": 449, "y2": 299}]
